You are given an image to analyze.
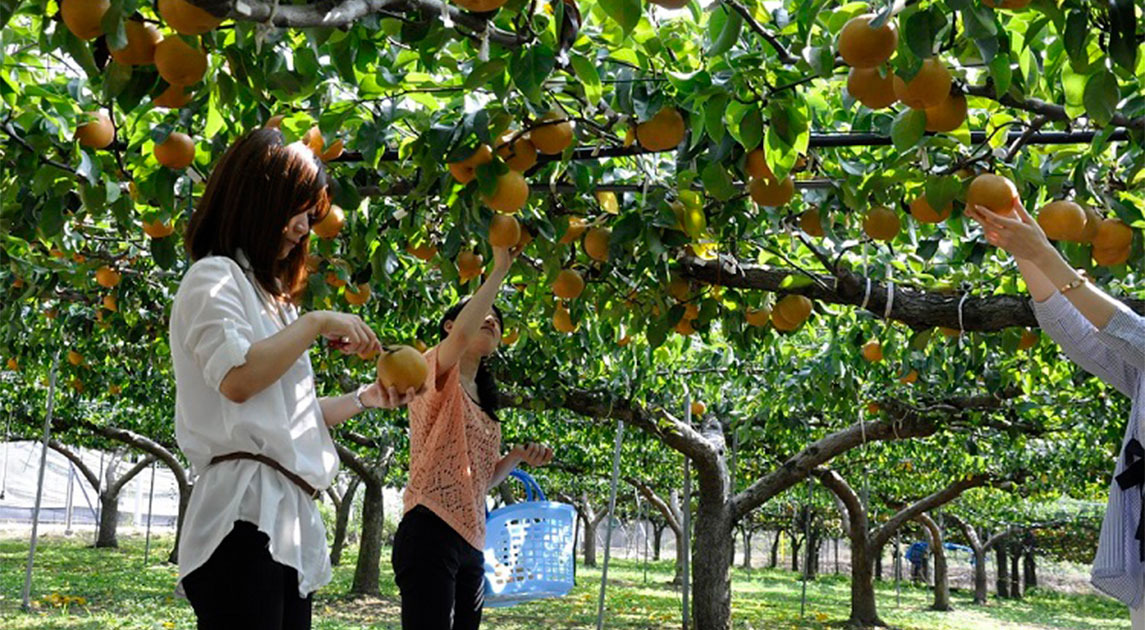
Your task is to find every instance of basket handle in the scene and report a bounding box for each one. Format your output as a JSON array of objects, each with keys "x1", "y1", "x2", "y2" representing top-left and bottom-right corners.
[{"x1": 509, "y1": 469, "x2": 546, "y2": 502}]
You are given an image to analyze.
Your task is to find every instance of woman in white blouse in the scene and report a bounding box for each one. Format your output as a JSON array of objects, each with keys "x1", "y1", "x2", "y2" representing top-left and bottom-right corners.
[
  {"x1": 968, "y1": 200, "x2": 1145, "y2": 623},
  {"x1": 170, "y1": 128, "x2": 417, "y2": 629}
]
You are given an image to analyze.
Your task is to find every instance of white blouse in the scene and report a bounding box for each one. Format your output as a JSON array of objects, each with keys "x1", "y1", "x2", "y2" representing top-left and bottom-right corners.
[
  {"x1": 170, "y1": 251, "x2": 338, "y2": 598},
  {"x1": 1034, "y1": 291, "x2": 1145, "y2": 609}
]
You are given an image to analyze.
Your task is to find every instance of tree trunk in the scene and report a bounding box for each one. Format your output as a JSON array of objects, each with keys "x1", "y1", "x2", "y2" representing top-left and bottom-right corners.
[
  {"x1": 851, "y1": 541, "x2": 882, "y2": 626},
  {"x1": 1023, "y1": 533, "x2": 1037, "y2": 590},
  {"x1": 691, "y1": 505, "x2": 733, "y2": 630},
  {"x1": 168, "y1": 484, "x2": 191, "y2": 564},
  {"x1": 653, "y1": 522, "x2": 664, "y2": 561},
  {"x1": 972, "y1": 548, "x2": 988, "y2": 604},
  {"x1": 790, "y1": 531, "x2": 802, "y2": 572},
  {"x1": 768, "y1": 531, "x2": 780, "y2": 568},
  {"x1": 742, "y1": 528, "x2": 753, "y2": 569},
  {"x1": 95, "y1": 492, "x2": 120, "y2": 548},
  {"x1": 674, "y1": 526, "x2": 687, "y2": 585},
  {"x1": 875, "y1": 550, "x2": 883, "y2": 581},
  {"x1": 805, "y1": 527, "x2": 821, "y2": 580},
  {"x1": 330, "y1": 476, "x2": 360, "y2": 566},
  {"x1": 583, "y1": 515, "x2": 599, "y2": 567},
  {"x1": 688, "y1": 416, "x2": 733, "y2": 630},
  {"x1": 350, "y1": 481, "x2": 384, "y2": 596},
  {"x1": 995, "y1": 544, "x2": 1010, "y2": 598},
  {"x1": 917, "y1": 514, "x2": 951, "y2": 611},
  {"x1": 1008, "y1": 540, "x2": 1022, "y2": 599}
]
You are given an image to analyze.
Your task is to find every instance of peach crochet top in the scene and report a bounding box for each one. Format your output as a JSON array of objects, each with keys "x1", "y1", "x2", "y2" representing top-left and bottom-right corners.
[{"x1": 403, "y1": 348, "x2": 502, "y2": 550}]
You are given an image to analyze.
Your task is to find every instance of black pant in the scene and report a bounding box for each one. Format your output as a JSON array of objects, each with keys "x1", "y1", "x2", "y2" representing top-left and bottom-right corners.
[
  {"x1": 183, "y1": 520, "x2": 313, "y2": 630},
  {"x1": 392, "y1": 505, "x2": 486, "y2": 630}
]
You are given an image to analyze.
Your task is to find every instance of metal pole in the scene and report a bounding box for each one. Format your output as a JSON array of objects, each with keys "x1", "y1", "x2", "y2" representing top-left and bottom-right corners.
[
  {"x1": 895, "y1": 531, "x2": 902, "y2": 608},
  {"x1": 800, "y1": 479, "x2": 812, "y2": 618},
  {"x1": 595, "y1": 420, "x2": 625, "y2": 630},
  {"x1": 95, "y1": 450, "x2": 104, "y2": 544},
  {"x1": 21, "y1": 353, "x2": 59, "y2": 611},
  {"x1": 681, "y1": 388, "x2": 692, "y2": 630},
  {"x1": 143, "y1": 461, "x2": 157, "y2": 565},
  {"x1": 642, "y1": 497, "x2": 649, "y2": 585},
  {"x1": 64, "y1": 465, "x2": 75, "y2": 535},
  {"x1": 0, "y1": 415, "x2": 10, "y2": 500}
]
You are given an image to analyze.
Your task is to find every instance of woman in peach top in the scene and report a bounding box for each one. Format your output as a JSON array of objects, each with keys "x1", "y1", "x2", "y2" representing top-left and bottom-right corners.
[{"x1": 393, "y1": 244, "x2": 554, "y2": 629}]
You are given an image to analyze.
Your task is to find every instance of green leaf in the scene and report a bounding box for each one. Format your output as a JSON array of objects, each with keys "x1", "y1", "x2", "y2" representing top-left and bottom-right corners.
[
  {"x1": 511, "y1": 45, "x2": 556, "y2": 103},
  {"x1": 701, "y1": 162, "x2": 736, "y2": 202},
  {"x1": 464, "y1": 59, "x2": 507, "y2": 91},
  {"x1": 705, "y1": 93, "x2": 728, "y2": 144},
  {"x1": 101, "y1": 2, "x2": 128, "y2": 52},
  {"x1": 151, "y1": 234, "x2": 177, "y2": 270},
  {"x1": 599, "y1": 0, "x2": 641, "y2": 36},
  {"x1": 1063, "y1": 10, "x2": 1089, "y2": 73},
  {"x1": 38, "y1": 197, "x2": 65, "y2": 238},
  {"x1": 925, "y1": 175, "x2": 961, "y2": 214},
  {"x1": 891, "y1": 109, "x2": 927, "y2": 151},
  {"x1": 707, "y1": 6, "x2": 742, "y2": 58},
  {"x1": 904, "y1": 9, "x2": 943, "y2": 59},
  {"x1": 988, "y1": 52, "x2": 1012, "y2": 96},
  {"x1": 779, "y1": 275, "x2": 813, "y2": 290},
  {"x1": 570, "y1": 54, "x2": 602, "y2": 104},
  {"x1": 737, "y1": 106, "x2": 764, "y2": 152},
  {"x1": 807, "y1": 45, "x2": 835, "y2": 78},
  {"x1": 1108, "y1": 0, "x2": 1139, "y2": 72},
  {"x1": 1082, "y1": 70, "x2": 1118, "y2": 127}
]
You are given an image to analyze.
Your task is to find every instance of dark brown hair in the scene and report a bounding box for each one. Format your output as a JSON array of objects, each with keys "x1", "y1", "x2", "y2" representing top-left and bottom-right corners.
[
  {"x1": 185, "y1": 128, "x2": 330, "y2": 303},
  {"x1": 438, "y1": 300, "x2": 504, "y2": 422}
]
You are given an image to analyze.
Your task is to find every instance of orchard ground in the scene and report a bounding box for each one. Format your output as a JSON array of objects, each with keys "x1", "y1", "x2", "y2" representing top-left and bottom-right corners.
[{"x1": 0, "y1": 533, "x2": 1126, "y2": 630}]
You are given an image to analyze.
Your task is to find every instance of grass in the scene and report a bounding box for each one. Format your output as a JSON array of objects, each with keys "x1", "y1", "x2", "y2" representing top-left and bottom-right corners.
[{"x1": 0, "y1": 533, "x2": 1128, "y2": 629}]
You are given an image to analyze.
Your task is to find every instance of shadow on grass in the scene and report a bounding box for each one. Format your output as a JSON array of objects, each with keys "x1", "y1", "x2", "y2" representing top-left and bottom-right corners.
[{"x1": 0, "y1": 535, "x2": 1129, "y2": 630}]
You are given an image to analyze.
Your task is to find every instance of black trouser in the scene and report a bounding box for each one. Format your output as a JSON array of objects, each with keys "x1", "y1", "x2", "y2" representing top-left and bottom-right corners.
[
  {"x1": 183, "y1": 520, "x2": 313, "y2": 630},
  {"x1": 392, "y1": 505, "x2": 485, "y2": 630}
]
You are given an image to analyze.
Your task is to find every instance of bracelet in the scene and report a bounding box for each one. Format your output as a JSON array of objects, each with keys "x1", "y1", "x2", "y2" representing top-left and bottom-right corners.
[
  {"x1": 1059, "y1": 275, "x2": 1086, "y2": 295},
  {"x1": 353, "y1": 385, "x2": 369, "y2": 412}
]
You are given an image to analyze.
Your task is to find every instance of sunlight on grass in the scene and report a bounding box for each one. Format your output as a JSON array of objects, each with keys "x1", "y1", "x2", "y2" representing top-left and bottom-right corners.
[{"x1": 0, "y1": 534, "x2": 1128, "y2": 629}]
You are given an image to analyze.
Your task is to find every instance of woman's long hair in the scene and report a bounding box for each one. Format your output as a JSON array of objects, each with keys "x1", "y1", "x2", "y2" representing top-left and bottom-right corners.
[
  {"x1": 438, "y1": 300, "x2": 503, "y2": 422},
  {"x1": 185, "y1": 128, "x2": 331, "y2": 303}
]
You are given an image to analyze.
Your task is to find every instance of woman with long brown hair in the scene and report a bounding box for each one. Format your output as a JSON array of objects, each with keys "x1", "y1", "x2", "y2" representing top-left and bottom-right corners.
[{"x1": 169, "y1": 128, "x2": 417, "y2": 629}]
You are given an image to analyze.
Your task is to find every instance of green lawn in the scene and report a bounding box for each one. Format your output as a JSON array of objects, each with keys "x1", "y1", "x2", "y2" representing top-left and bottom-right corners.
[{"x1": 0, "y1": 533, "x2": 1127, "y2": 629}]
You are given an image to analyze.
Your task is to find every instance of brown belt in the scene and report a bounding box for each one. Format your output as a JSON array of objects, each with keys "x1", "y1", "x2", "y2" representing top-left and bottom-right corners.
[{"x1": 209, "y1": 452, "x2": 321, "y2": 499}]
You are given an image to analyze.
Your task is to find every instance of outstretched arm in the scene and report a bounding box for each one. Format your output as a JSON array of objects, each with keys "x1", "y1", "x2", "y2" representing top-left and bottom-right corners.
[{"x1": 435, "y1": 246, "x2": 515, "y2": 379}]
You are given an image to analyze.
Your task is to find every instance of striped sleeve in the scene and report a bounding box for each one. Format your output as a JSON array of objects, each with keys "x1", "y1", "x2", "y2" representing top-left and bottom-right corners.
[
  {"x1": 1033, "y1": 292, "x2": 1140, "y2": 398},
  {"x1": 1099, "y1": 301, "x2": 1145, "y2": 372}
]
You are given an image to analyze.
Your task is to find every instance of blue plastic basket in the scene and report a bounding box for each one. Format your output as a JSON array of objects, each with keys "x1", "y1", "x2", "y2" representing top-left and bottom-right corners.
[{"x1": 483, "y1": 470, "x2": 577, "y2": 608}]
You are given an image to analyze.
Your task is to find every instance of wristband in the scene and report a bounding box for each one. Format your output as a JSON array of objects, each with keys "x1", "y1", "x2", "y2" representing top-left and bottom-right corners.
[
  {"x1": 353, "y1": 385, "x2": 369, "y2": 412},
  {"x1": 1059, "y1": 275, "x2": 1086, "y2": 295}
]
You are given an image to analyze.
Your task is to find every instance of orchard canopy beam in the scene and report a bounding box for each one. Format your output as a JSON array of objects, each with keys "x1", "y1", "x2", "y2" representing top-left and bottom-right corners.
[
  {"x1": 339, "y1": 129, "x2": 1133, "y2": 166},
  {"x1": 184, "y1": 0, "x2": 527, "y2": 46},
  {"x1": 676, "y1": 256, "x2": 1145, "y2": 332}
]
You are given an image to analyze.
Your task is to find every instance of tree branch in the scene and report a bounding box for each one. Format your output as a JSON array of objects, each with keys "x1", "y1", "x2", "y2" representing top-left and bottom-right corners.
[
  {"x1": 109, "y1": 454, "x2": 159, "y2": 496},
  {"x1": 499, "y1": 388, "x2": 721, "y2": 478},
  {"x1": 678, "y1": 255, "x2": 1145, "y2": 331},
  {"x1": 816, "y1": 468, "x2": 867, "y2": 543},
  {"x1": 963, "y1": 83, "x2": 1145, "y2": 131},
  {"x1": 626, "y1": 477, "x2": 682, "y2": 535},
  {"x1": 83, "y1": 422, "x2": 191, "y2": 493},
  {"x1": 48, "y1": 439, "x2": 101, "y2": 490},
  {"x1": 3, "y1": 122, "x2": 84, "y2": 181},
  {"x1": 187, "y1": 0, "x2": 527, "y2": 47},
  {"x1": 870, "y1": 473, "x2": 991, "y2": 550},
  {"x1": 721, "y1": 0, "x2": 800, "y2": 65},
  {"x1": 729, "y1": 391, "x2": 1012, "y2": 522}
]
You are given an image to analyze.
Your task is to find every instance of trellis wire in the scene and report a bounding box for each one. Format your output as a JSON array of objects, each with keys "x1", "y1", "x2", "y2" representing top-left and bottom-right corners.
[{"x1": 595, "y1": 420, "x2": 625, "y2": 630}]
